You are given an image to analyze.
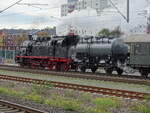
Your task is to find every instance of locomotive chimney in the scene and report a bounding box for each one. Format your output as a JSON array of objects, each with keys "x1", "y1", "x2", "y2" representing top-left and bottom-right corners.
[{"x1": 28, "y1": 34, "x2": 33, "y2": 40}]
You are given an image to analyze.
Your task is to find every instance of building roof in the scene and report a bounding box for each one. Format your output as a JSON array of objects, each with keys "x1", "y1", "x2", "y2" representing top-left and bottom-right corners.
[{"x1": 124, "y1": 34, "x2": 150, "y2": 43}]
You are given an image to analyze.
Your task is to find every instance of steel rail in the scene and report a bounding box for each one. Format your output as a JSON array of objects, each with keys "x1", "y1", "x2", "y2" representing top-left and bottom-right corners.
[
  {"x1": 0, "y1": 100, "x2": 46, "y2": 113},
  {"x1": 0, "y1": 74, "x2": 149, "y2": 100},
  {"x1": 0, "y1": 64, "x2": 149, "y2": 85}
]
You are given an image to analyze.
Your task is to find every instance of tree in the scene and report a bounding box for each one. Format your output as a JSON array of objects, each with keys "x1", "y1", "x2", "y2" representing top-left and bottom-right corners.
[
  {"x1": 109, "y1": 26, "x2": 123, "y2": 37},
  {"x1": 98, "y1": 28, "x2": 110, "y2": 37},
  {"x1": 98, "y1": 27, "x2": 123, "y2": 38}
]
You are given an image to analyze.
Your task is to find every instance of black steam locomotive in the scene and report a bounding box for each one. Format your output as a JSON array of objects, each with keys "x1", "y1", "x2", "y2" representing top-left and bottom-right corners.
[{"x1": 15, "y1": 34, "x2": 128, "y2": 75}]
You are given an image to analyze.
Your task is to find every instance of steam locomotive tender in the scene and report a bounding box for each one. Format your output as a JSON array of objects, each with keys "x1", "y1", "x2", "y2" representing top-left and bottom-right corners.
[{"x1": 15, "y1": 35, "x2": 128, "y2": 75}]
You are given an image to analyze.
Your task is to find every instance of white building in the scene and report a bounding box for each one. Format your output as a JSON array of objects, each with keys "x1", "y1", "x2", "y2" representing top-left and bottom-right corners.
[{"x1": 61, "y1": 0, "x2": 108, "y2": 17}]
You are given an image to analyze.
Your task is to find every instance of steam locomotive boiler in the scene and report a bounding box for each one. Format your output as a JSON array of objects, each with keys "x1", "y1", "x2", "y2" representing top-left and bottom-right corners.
[{"x1": 16, "y1": 35, "x2": 128, "y2": 75}]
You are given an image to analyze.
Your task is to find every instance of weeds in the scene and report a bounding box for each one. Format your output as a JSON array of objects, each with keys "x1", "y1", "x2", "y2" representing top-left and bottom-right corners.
[
  {"x1": 45, "y1": 94, "x2": 82, "y2": 111},
  {"x1": 0, "y1": 87, "x2": 25, "y2": 97},
  {"x1": 24, "y1": 92, "x2": 44, "y2": 104},
  {"x1": 88, "y1": 97, "x2": 121, "y2": 113},
  {"x1": 131, "y1": 103, "x2": 150, "y2": 113},
  {"x1": 79, "y1": 92, "x2": 92, "y2": 102},
  {"x1": 64, "y1": 90, "x2": 77, "y2": 99},
  {"x1": 31, "y1": 83, "x2": 53, "y2": 95},
  {"x1": 1, "y1": 84, "x2": 150, "y2": 113},
  {"x1": 5, "y1": 82, "x2": 15, "y2": 88},
  {"x1": 87, "y1": 107, "x2": 107, "y2": 113}
]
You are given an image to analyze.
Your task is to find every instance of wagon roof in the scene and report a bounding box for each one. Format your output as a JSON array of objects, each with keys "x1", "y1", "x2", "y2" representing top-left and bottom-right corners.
[{"x1": 124, "y1": 34, "x2": 150, "y2": 43}]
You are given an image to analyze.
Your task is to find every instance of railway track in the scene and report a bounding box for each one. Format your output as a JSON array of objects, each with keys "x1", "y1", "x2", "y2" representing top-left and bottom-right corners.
[
  {"x1": 0, "y1": 74, "x2": 149, "y2": 100},
  {"x1": 0, "y1": 64, "x2": 149, "y2": 85},
  {"x1": 0, "y1": 100, "x2": 46, "y2": 113}
]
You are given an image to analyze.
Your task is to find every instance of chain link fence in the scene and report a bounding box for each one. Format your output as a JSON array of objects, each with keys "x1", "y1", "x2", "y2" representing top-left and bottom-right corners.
[{"x1": 0, "y1": 46, "x2": 21, "y2": 65}]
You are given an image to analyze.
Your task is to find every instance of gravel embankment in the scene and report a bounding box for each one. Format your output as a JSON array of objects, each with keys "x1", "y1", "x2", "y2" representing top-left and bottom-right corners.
[{"x1": 0, "y1": 70, "x2": 149, "y2": 93}]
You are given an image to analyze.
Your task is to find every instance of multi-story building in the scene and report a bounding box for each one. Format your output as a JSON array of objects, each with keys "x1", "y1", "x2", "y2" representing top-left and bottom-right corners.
[{"x1": 61, "y1": 0, "x2": 108, "y2": 17}]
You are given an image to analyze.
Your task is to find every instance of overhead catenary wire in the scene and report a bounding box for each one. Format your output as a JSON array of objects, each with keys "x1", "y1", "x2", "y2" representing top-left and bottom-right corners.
[
  {"x1": 108, "y1": 0, "x2": 129, "y2": 22},
  {"x1": 17, "y1": 3, "x2": 49, "y2": 10},
  {"x1": 0, "y1": 0, "x2": 23, "y2": 14}
]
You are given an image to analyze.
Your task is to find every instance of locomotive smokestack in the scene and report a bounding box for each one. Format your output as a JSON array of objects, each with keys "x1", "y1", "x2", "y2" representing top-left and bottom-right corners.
[{"x1": 28, "y1": 34, "x2": 33, "y2": 40}]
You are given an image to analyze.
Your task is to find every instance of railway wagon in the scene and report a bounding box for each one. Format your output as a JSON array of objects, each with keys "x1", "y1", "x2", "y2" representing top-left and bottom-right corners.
[
  {"x1": 125, "y1": 34, "x2": 150, "y2": 77},
  {"x1": 73, "y1": 36, "x2": 128, "y2": 74}
]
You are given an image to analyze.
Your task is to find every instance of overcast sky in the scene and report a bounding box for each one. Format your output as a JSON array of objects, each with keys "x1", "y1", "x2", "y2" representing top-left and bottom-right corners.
[
  {"x1": 0, "y1": 0, "x2": 66, "y2": 29},
  {"x1": 0, "y1": 0, "x2": 150, "y2": 30}
]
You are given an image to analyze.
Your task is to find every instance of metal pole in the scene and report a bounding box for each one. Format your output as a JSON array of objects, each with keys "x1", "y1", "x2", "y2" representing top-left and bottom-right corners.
[
  {"x1": 109, "y1": 0, "x2": 130, "y2": 23},
  {"x1": 127, "y1": 0, "x2": 129, "y2": 23}
]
